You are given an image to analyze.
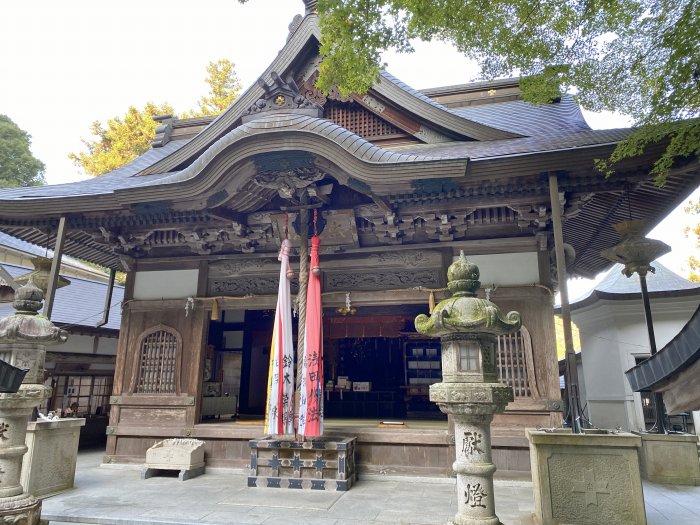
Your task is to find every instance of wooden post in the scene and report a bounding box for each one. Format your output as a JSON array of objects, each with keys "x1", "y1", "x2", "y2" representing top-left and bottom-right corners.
[
  {"x1": 43, "y1": 216, "x2": 67, "y2": 320},
  {"x1": 96, "y1": 268, "x2": 116, "y2": 328},
  {"x1": 548, "y1": 174, "x2": 582, "y2": 433}
]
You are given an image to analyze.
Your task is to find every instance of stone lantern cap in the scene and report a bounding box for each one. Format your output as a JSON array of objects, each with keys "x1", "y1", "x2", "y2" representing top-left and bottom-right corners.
[
  {"x1": 0, "y1": 280, "x2": 68, "y2": 344},
  {"x1": 415, "y1": 251, "x2": 521, "y2": 338}
]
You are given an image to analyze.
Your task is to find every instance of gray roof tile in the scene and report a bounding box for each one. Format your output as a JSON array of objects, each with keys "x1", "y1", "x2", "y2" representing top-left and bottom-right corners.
[
  {"x1": 0, "y1": 140, "x2": 189, "y2": 200},
  {"x1": 0, "y1": 263, "x2": 123, "y2": 330},
  {"x1": 452, "y1": 96, "x2": 591, "y2": 137}
]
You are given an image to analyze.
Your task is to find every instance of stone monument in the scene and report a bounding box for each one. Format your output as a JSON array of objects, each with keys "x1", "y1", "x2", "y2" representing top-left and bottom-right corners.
[
  {"x1": 0, "y1": 279, "x2": 67, "y2": 524},
  {"x1": 415, "y1": 251, "x2": 521, "y2": 525}
]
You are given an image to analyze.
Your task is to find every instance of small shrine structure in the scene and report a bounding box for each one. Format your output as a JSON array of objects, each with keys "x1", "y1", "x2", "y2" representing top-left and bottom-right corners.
[{"x1": 0, "y1": 2, "x2": 698, "y2": 474}]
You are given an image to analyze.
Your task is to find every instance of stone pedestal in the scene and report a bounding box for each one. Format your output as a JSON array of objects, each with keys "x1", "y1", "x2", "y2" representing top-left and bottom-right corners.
[
  {"x1": 527, "y1": 429, "x2": 646, "y2": 525},
  {"x1": 21, "y1": 418, "x2": 85, "y2": 497},
  {"x1": 634, "y1": 431, "x2": 700, "y2": 485},
  {"x1": 430, "y1": 340, "x2": 514, "y2": 525}
]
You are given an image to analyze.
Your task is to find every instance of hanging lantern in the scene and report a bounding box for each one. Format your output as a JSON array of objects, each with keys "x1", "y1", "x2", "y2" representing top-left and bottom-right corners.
[
  {"x1": 14, "y1": 256, "x2": 71, "y2": 294},
  {"x1": 600, "y1": 220, "x2": 671, "y2": 277}
]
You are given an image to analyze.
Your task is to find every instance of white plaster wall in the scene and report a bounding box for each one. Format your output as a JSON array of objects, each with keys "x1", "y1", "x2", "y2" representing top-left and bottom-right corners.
[
  {"x1": 96, "y1": 336, "x2": 118, "y2": 356},
  {"x1": 50, "y1": 334, "x2": 118, "y2": 356},
  {"x1": 455, "y1": 252, "x2": 539, "y2": 286},
  {"x1": 572, "y1": 295, "x2": 699, "y2": 431},
  {"x1": 133, "y1": 269, "x2": 199, "y2": 300}
]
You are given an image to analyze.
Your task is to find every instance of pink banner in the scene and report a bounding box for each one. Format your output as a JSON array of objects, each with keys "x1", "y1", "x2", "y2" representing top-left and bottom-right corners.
[{"x1": 298, "y1": 234, "x2": 323, "y2": 437}]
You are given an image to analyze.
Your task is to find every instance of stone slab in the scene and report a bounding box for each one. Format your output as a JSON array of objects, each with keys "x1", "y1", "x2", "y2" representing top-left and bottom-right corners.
[
  {"x1": 145, "y1": 438, "x2": 205, "y2": 471},
  {"x1": 527, "y1": 429, "x2": 646, "y2": 525},
  {"x1": 634, "y1": 432, "x2": 700, "y2": 485}
]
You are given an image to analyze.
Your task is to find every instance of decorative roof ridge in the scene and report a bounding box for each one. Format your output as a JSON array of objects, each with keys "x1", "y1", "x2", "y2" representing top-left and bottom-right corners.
[
  {"x1": 150, "y1": 112, "x2": 454, "y2": 188},
  {"x1": 376, "y1": 72, "x2": 525, "y2": 141},
  {"x1": 420, "y1": 77, "x2": 521, "y2": 97}
]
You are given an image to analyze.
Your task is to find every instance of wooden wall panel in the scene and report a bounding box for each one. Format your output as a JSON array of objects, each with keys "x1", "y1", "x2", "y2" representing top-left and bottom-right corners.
[{"x1": 119, "y1": 408, "x2": 187, "y2": 426}]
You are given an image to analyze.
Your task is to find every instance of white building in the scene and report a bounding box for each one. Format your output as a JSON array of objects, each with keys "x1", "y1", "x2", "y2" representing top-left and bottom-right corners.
[{"x1": 569, "y1": 262, "x2": 700, "y2": 432}]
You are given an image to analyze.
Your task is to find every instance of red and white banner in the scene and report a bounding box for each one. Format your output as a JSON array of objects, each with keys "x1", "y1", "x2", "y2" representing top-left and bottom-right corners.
[
  {"x1": 263, "y1": 239, "x2": 295, "y2": 435},
  {"x1": 298, "y1": 234, "x2": 323, "y2": 437}
]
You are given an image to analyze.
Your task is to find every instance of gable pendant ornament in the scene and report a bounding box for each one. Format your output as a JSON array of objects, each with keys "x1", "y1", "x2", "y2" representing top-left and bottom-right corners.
[{"x1": 242, "y1": 72, "x2": 322, "y2": 123}]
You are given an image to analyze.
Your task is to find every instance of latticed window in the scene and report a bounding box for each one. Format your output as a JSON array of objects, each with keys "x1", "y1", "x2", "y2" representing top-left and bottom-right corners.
[
  {"x1": 133, "y1": 326, "x2": 181, "y2": 394},
  {"x1": 324, "y1": 100, "x2": 407, "y2": 140},
  {"x1": 496, "y1": 327, "x2": 539, "y2": 399}
]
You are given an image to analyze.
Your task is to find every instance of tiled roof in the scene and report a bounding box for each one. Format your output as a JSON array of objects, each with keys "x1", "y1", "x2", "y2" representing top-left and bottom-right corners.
[
  {"x1": 0, "y1": 232, "x2": 102, "y2": 274},
  {"x1": 452, "y1": 96, "x2": 591, "y2": 138},
  {"x1": 595, "y1": 262, "x2": 700, "y2": 294},
  {"x1": 0, "y1": 263, "x2": 123, "y2": 330},
  {"x1": 386, "y1": 128, "x2": 630, "y2": 160},
  {"x1": 0, "y1": 139, "x2": 188, "y2": 200},
  {"x1": 569, "y1": 262, "x2": 700, "y2": 309}
]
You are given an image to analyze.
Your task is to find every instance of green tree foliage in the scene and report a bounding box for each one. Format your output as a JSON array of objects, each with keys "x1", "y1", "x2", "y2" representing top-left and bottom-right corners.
[
  {"x1": 684, "y1": 199, "x2": 700, "y2": 282},
  {"x1": 71, "y1": 59, "x2": 241, "y2": 177},
  {"x1": 69, "y1": 103, "x2": 175, "y2": 177},
  {"x1": 186, "y1": 59, "x2": 243, "y2": 118},
  {"x1": 555, "y1": 315, "x2": 582, "y2": 361},
  {"x1": 256, "y1": 0, "x2": 698, "y2": 183},
  {"x1": 0, "y1": 115, "x2": 46, "y2": 187}
]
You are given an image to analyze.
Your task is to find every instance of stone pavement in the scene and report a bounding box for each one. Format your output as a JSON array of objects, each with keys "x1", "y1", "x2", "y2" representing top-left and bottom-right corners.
[{"x1": 43, "y1": 448, "x2": 700, "y2": 525}]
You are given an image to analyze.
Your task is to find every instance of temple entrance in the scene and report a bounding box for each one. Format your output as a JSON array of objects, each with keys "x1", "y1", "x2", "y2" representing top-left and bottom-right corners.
[{"x1": 203, "y1": 306, "x2": 447, "y2": 422}]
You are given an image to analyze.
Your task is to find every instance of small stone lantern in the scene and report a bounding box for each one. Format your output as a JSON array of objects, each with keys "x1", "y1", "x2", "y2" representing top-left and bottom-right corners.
[
  {"x1": 416, "y1": 252, "x2": 521, "y2": 525},
  {"x1": 0, "y1": 279, "x2": 67, "y2": 524}
]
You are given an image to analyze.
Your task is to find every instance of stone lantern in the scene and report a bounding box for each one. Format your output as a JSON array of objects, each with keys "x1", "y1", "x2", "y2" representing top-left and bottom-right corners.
[
  {"x1": 0, "y1": 279, "x2": 67, "y2": 524},
  {"x1": 415, "y1": 251, "x2": 521, "y2": 525}
]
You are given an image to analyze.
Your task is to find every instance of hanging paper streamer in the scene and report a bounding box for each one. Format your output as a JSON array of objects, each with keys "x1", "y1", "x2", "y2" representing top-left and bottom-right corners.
[
  {"x1": 263, "y1": 238, "x2": 295, "y2": 435},
  {"x1": 298, "y1": 233, "x2": 323, "y2": 437}
]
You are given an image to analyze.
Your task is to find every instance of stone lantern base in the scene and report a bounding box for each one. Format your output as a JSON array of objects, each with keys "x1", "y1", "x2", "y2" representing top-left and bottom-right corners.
[{"x1": 0, "y1": 494, "x2": 41, "y2": 525}]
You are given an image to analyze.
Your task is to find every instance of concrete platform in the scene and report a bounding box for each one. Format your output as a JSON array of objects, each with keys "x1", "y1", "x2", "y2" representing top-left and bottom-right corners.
[{"x1": 41, "y1": 448, "x2": 700, "y2": 525}]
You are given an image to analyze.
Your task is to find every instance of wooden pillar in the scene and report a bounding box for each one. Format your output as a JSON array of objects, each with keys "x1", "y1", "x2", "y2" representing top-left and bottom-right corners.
[
  {"x1": 548, "y1": 173, "x2": 582, "y2": 433},
  {"x1": 96, "y1": 269, "x2": 116, "y2": 328},
  {"x1": 43, "y1": 216, "x2": 67, "y2": 320}
]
